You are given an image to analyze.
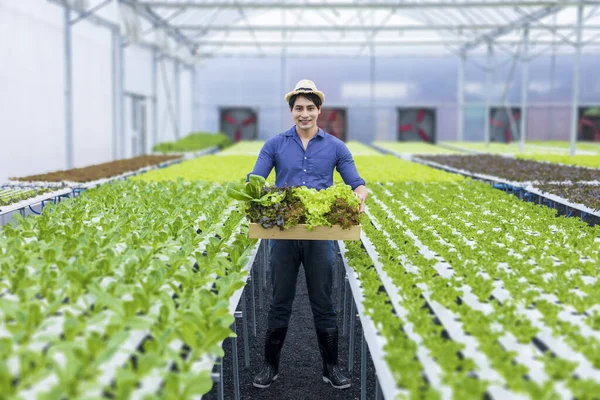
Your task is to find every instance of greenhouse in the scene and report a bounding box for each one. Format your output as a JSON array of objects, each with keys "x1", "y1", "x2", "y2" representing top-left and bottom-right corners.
[{"x1": 1, "y1": 1, "x2": 600, "y2": 399}]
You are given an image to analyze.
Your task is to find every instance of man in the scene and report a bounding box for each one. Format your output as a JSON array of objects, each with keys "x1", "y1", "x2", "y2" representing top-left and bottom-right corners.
[{"x1": 247, "y1": 79, "x2": 368, "y2": 390}]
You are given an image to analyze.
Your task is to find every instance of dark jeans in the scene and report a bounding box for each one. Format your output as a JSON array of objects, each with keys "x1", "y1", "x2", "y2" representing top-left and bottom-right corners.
[{"x1": 267, "y1": 240, "x2": 337, "y2": 330}]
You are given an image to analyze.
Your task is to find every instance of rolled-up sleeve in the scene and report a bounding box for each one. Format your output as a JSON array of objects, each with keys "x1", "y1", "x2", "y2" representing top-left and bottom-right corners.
[
  {"x1": 247, "y1": 139, "x2": 276, "y2": 182},
  {"x1": 336, "y1": 142, "x2": 366, "y2": 190}
]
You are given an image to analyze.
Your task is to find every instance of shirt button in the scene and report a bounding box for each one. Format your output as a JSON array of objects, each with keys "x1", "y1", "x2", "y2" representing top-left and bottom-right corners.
[
  {"x1": 304, "y1": 157, "x2": 307, "y2": 159},
  {"x1": 303, "y1": 169, "x2": 306, "y2": 172},
  {"x1": 302, "y1": 181, "x2": 305, "y2": 184}
]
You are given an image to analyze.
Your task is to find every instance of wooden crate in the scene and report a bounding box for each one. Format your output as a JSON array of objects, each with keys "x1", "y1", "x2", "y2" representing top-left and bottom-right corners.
[{"x1": 248, "y1": 223, "x2": 361, "y2": 241}]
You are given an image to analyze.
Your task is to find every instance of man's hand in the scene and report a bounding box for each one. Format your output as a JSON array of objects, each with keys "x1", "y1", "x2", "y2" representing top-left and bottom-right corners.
[{"x1": 353, "y1": 185, "x2": 368, "y2": 213}]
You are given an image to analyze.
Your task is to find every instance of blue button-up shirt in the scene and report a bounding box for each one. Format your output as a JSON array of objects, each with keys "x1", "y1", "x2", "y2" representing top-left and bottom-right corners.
[{"x1": 247, "y1": 126, "x2": 366, "y2": 190}]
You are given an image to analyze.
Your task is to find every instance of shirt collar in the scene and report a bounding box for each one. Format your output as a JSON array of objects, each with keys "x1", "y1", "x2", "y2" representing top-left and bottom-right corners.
[{"x1": 285, "y1": 126, "x2": 325, "y2": 138}]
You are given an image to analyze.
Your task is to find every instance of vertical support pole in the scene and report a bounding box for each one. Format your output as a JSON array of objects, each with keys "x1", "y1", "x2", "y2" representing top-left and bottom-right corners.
[
  {"x1": 152, "y1": 49, "x2": 159, "y2": 148},
  {"x1": 258, "y1": 241, "x2": 264, "y2": 310},
  {"x1": 348, "y1": 298, "x2": 356, "y2": 372},
  {"x1": 118, "y1": 35, "x2": 126, "y2": 159},
  {"x1": 231, "y1": 320, "x2": 240, "y2": 400},
  {"x1": 262, "y1": 239, "x2": 268, "y2": 289},
  {"x1": 375, "y1": 379, "x2": 383, "y2": 400},
  {"x1": 64, "y1": 7, "x2": 74, "y2": 169},
  {"x1": 342, "y1": 276, "x2": 348, "y2": 336},
  {"x1": 549, "y1": 13, "x2": 557, "y2": 141},
  {"x1": 519, "y1": 25, "x2": 530, "y2": 153},
  {"x1": 370, "y1": 42, "x2": 376, "y2": 141},
  {"x1": 457, "y1": 50, "x2": 465, "y2": 142},
  {"x1": 250, "y1": 272, "x2": 257, "y2": 337},
  {"x1": 218, "y1": 357, "x2": 224, "y2": 400},
  {"x1": 112, "y1": 0, "x2": 125, "y2": 159},
  {"x1": 191, "y1": 65, "x2": 197, "y2": 133},
  {"x1": 242, "y1": 288, "x2": 250, "y2": 368},
  {"x1": 174, "y1": 60, "x2": 181, "y2": 139},
  {"x1": 336, "y1": 252, "x2": 343, "y2": 312},
  {"x1": 280, "y1": 53, "x2": 287, "y2": 132},
  {"x1": 570, "y1": 3, "x2": 584, "y2": 157},
  {"x1": 361, "y1": 332, "x2": 367, "y2": 400},
  {"x1": 333, "y1": 250, "x2": 338, "y2": 291},
  {"x1": 281, "y1": 10, "x2": 287, "y2": 132},
  {"x1": 111, "y1": 28, "x2": 119, "y2": 160},
  {"x1": 484, "y1": 42, "x2": 492, "y2": 146}
]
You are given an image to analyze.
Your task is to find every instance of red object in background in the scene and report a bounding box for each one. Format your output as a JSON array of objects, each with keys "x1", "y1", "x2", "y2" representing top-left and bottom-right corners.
[
  {"x1": 490, "y1": 109, "x2": 520, "y2": 143},
  {"x1": 577, "y1": 107, "x2": 600, "y2": 141},
  {"x1": 398, "y1": 108, "x2": 434, "y2": 142},
  {"x1": 317, "y1": 108, "x2": 346, "y2": 141},
  {"x1": 223, "y1": 113, "x2": 257, "y2": 142},
  {"x1": 579, "y1": 118, "x2": 600, "y2": 141}
]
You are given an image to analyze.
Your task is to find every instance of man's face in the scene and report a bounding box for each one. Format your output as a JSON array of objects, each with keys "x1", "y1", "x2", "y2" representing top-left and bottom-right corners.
[{"x1": 291, "y1": 96, "x2": 321, "y2": 132}]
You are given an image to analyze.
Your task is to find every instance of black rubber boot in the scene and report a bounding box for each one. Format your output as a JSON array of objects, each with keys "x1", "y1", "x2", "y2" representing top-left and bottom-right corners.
[
  {"x1": 253, "y1": 327, "x2": 288, "y2": 388},
  {"x1": 316, "y1": 327, "x2": 351, "y2": 389}
]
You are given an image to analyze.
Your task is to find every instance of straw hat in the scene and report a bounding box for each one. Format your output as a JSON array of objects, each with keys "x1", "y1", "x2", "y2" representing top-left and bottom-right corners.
[{"x1": 284, "y1": 79, "x2": 325, "y2": 104}]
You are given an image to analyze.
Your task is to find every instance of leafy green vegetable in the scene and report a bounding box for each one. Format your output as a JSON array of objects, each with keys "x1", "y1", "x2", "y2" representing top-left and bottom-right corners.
[
  {"x1": 225, "y1": 174, "x2": 285, "y2": 207},
  {"x1": 0, "y1": 179, "x2": 258, "y2": 398},
  {"x1": 227, "y1": 179, "x2": 361, "y2": 230},
  {"x1": 152, "y1": 132, "x2": 231, "y2": 153}
]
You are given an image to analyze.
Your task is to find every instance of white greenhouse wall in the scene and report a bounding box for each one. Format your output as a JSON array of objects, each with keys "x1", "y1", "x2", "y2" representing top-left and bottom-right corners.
[
  {"x1": 0, "y1": 0, "x2": 193, "y2": 183},
  {"x1": 72, "y1": 21, "x2": 113, "y2": 168},
  {"x1": 0, "y1": 1, "x2": 65, "y2": 182}
]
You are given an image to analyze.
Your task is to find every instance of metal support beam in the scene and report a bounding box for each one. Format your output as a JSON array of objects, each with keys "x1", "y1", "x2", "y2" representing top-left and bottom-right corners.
[
  {"x1": 549, "y1": 27, "x2": 557, "y2": 141},
  {"x1": 375, "y1": 379, "x2": 383, "y2": 400},
  {"x1": 457, "y1": 51, "x2": 465, "y2": 142},
  {"x1": 570, "y1": 3, "x2": 584, "y2": 156},
  {"x1": 462, "y1": 5, "x2": 563, "y2": 52},
  {"x1": 370, "y1": 43, "x2": 376, "y2": 141},
  {"x1": 188, "y1": 50, "x2": 600, "y2": 59},
  {"x1": 192, "y1": 39, "x2": 582, "y2": 47},
  {"x1": 175, "y1": 60, "x2": 181, "y2": 139},
  {"x1": 64, "y1": 7, "x2": 74, "y2": 170},
  {"x1": 138, "y1": 1, "x2": 600, "y2": 9},
  {"x1": 173, "y1": 23, "x2": 600, "y2": 32},
  {"x1": 121, "y1": 0, "x2": 199, "y2": 56},
  {"x1": 48, "y1": 0, "x2": 117, "y2": 30},
  {"x1": 241, "y1": 289, "x2": 250, "y2": 368},
  {"x1": 361, "y1": 333, "x2": 367, "y2": 400},
  {"x1": 348, "y1": 298, "x2": 356, "y2": 372},
  {"x1": 70, "y1": 0, "x2": 113, "y2": 25},
  {"x1": 152, "y1": 48, "x2": 159, "y2": 147},
  {"x1": 484, "y1": 42, "x2": 492, "y2": 146},
  {"x1": 280, "y1": 10, "x2": 287, "y2": 133},
  {"x1": 119, "y1": 34, "x2": 126, "y2": 158},
  {"x1": 231, "y1": 320, "x2": 240, "y2": 400},
  {"x1": 112, "y1": 28, "x2": 120, "y2": 160},
  {"x1": 520, "y1": 26, "x2": 530, "y2": 153},
  {"x1": 191, "y1": 65, "x2": 197, "y2": 134}
]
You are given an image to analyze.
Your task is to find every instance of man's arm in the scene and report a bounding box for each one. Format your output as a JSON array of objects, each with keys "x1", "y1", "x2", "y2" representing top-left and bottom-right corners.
[
  {"x1": 336, "y1": 143, "x2": 367, "y2": 212},
  {"x1": 247, "y1": 140, "x2": 275, "y2": 182}
]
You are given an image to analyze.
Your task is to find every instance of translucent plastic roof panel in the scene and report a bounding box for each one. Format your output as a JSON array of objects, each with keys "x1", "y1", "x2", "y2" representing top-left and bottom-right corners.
[{"x1": 130, "y1": 0, "x2": 600, "y2": 59}]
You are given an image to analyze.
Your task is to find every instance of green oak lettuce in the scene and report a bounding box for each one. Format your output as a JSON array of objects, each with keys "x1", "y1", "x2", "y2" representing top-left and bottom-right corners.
[{"x1": 226, "y1": 177, "x2": 361, "y2": 230}]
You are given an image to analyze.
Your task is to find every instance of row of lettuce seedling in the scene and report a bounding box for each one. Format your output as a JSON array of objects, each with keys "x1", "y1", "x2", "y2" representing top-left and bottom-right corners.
[
  {"x1": 350, "y1": 180, "x2": 600, "y2": 398},
  {"x1": 0, "y1": 180, "x2": 258, "y2": 398}
]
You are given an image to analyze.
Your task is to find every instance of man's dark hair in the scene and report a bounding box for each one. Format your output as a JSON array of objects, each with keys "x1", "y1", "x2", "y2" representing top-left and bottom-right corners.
[{"x1": 288, "y1": 93, "x2": 322, "y2": 110}]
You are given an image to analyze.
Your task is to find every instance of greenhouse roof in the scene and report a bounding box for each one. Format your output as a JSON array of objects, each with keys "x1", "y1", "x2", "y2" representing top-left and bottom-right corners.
[{"x1": 67, "y1": 0, "x2": 600, "y2": 62}]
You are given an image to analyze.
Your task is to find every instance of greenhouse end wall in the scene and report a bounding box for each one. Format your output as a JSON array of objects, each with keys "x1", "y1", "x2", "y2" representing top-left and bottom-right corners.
[{"x1": 194, "y1": 55, "x2": 600, "y2": 143}]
